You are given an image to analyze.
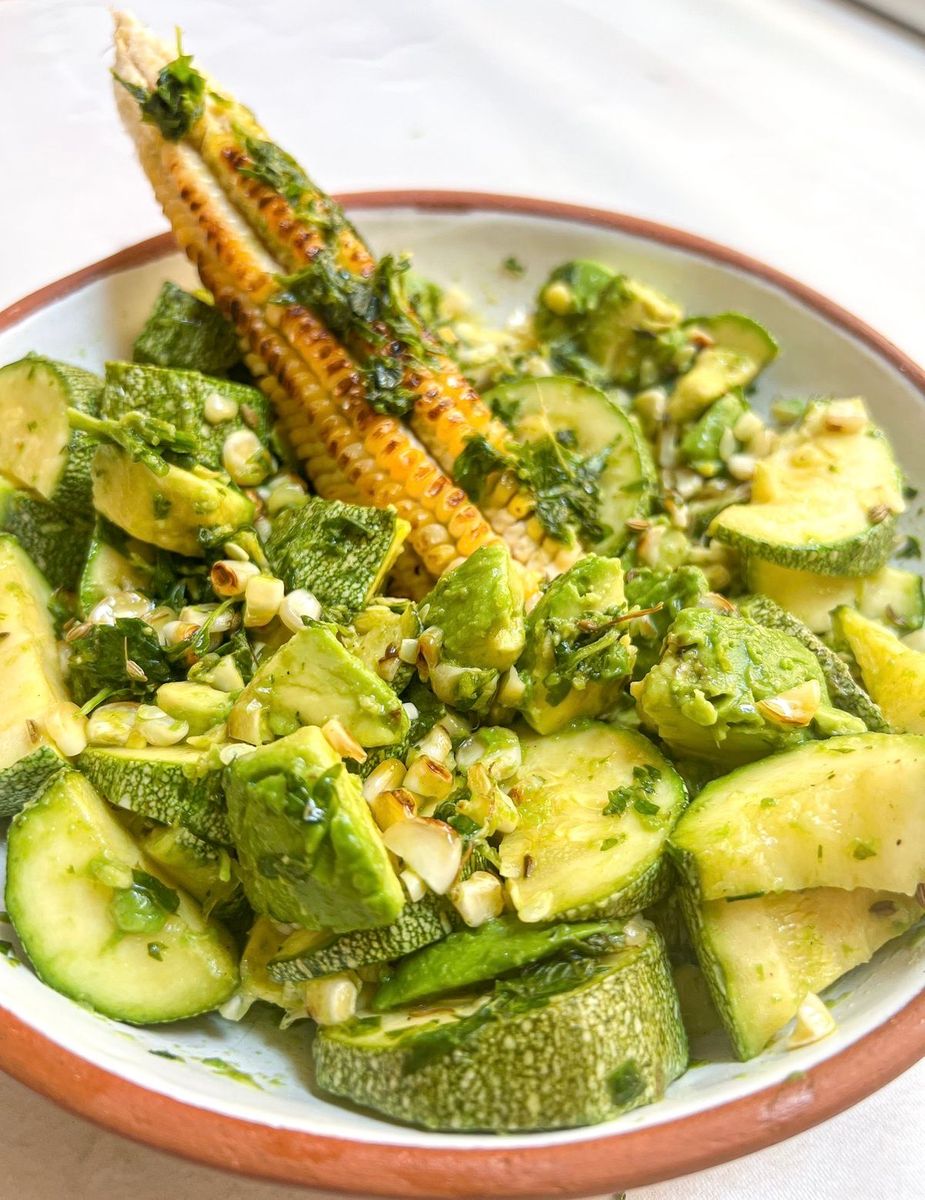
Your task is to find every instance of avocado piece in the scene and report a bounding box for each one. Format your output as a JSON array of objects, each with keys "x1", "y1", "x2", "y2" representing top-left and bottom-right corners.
[
  {"x1": 623, "y1": 565, "x2": 709, "y2": 679},
  {"x1": 155, "y1": 681, "x2": 234, "y2": 735},
  {"x1": 583, "y1": 275, "x2": 683, "y2": 385},
  {"x1": 516, "y1": 555, "x2": 635, "y2": 734},
  {"x1": 633, "y1": 607, "x2": 861, "y2": 766},
  {"x1": 373, "y1": 914, "x2": 620, "y2": 1010},
  {"x1": 91, "y1": 443, "x2": 254, "y2": 557},
  {"x1": 418, "y1": 545, "x2": 524, "y2": 713},
  {"x1": 534, "y1": 259, "x2": 616, "y2": 345},
  {"x1": 227, "y1": 624, "x2": 409, "y2": 747},
  {"x1": 224, "y1": 726, "x2": 404, "y2": 931},
  {"x1": 132, "y1": 282, "x2": 243, "y2": 375},
  {"x1": 141, "y1": 824, "x2": 242, "y2": 921},
  {"x1": 679, "y1": 391, "x2": 749, "y2": 476},
  {"x1": 669, "y1": 314, "x2": 778, "y2": 423}
]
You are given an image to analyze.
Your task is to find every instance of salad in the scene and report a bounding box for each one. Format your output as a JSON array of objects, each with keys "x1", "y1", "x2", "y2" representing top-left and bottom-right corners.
[{"x1": 0, "y1": 12, "x2": 921, "y2": 1135}]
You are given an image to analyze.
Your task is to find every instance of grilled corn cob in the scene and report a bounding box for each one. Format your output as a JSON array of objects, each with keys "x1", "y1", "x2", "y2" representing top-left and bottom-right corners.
[{"x1": 112, "y1": 15, "x2": 576, "y2": 582}]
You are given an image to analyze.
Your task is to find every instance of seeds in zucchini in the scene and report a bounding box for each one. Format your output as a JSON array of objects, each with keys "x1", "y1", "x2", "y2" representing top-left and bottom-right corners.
[
  {"x1": 5, "y1": 770, "x2": 238, "y2": 1023},
  {"x1": 670, "y1": 733, "x2": 925, "y2": 900}
]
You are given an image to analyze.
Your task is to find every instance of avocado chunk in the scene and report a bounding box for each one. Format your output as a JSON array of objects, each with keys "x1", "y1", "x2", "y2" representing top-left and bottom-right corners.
[
  {"x1": 227, "y1": 624, "x2": 409, "y2": 747},
  {"x1": 224, "y1": 726, "x2": 404, "y2": 931},
  {"x1": 633, "y1": 607, "x2": 861, "y2": 766},
  {"x1": 418, "y1": 545, "x2": 525, "y2": 712},
  {"x1": 132, "y1": 282, "x2": 242, "y2": 375},
  {"x1": 500, "y1": 722, "x2": 686, "y2": 922},
  {"x1": 669, "y1": 313, "x2": 777, "y2": 423},
  {"x1": 679, "y1": 391, "x2": 749, "y2": 476},
  {"x1": 142, "y1": 824, "x2": 243, "y2": 920},
  {"x1": 91, "y1": 443, "x2": 254, "y2": 557},
  {"x1": 102, "y1": 360, "x2": 270, "y2": 472},
  {"x1": 267, "y1": 497, "x2": 409, "y2": 619},
  {"x1": 682, "y1": 885, "x2": 922, "y2": 1059},
  {"x1": 833, "y1": 606, "x2": 925, "y2": 733},
  {"x1": 622, "y1": 565, "x2": 709, "y2": 679},
  {"x1": 373, "y1": 914, "x2": 621, "y2": 1010},
  {"x1": 583, "y1": 275, "x2": 683, "y2": 384},
  {"x1": 516, "y1": 555, "x2": 634, "y2": 734},
  {"x1": 314, "y1": 930, "x2": 687, "y2": 1132},
  {"x1": 155, "y1": 680, "x2": 234, "y2": 735}
]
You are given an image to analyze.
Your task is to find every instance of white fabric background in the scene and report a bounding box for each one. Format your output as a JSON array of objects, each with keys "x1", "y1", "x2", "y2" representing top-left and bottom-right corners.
[{"x1": 0, "y1": 0, "x2": 923, "y2": 1196}]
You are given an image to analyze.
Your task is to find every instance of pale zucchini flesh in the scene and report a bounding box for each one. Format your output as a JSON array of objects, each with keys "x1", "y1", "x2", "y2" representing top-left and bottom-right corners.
[{"x1": 833, "y1": 606, "x2": 925, "y2": 733}]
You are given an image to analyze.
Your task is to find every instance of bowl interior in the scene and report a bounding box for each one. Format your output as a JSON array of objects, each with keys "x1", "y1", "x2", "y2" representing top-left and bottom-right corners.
[{"x1": 0, "y1": 204, "x2": 923, "y2": 1154}]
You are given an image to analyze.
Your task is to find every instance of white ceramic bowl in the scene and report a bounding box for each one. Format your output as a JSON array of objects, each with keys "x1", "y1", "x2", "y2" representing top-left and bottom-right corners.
[{"x1": 0, "y1": 194, "x2": 922, "y2": 1198}]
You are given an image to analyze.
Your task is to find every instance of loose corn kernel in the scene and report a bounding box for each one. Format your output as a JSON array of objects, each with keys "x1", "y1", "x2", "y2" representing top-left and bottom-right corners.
[
  {"x1": 362, "y1": 758, "x2": 407, "y2": 802},
  {"x1": 204, "y1": 391, "x2": 239, "y2": 424},
  {"x1": 400, "y1": 867, "x2": 427, "y2": 902},
  {"x1": 756, "y1": 679, "x2": 821, "y2": 727},
  {"x1": 412, "y1": 725, "x2": 452, "y2": 765},
  {"x1": 244, "y1": 574, "x2": 285, "y2": 627},
  {"x1": 382, "y1": 818, "x2": 462, "y2": 894},
  {"x1": 211, "y1": 559, "x2": 261, "y2": 597},
  {"x1": 43, "y1": 701, "x2": 88, "y2": 757},
  {"x1": 87, "y1": 701, "x2": 140, "y2": 747},
  {"x1": 450, "y1": 871, "x2": 504, "y2": 927},
  {"x1": 278, "y1": 588, "x2": 322, "y2": 632},
  {"x1": 303, "y1": 974, "x2": 358, "y2": 1026},
  {"x1": 136, "y1": 704, "x2": 189, "y2": 747},
  {"x1": 403, "y1": 754, "x2": 454, "y2": 800},
  {"x1": 222, "y1": 429, "x2": 273, "y2": 486},
  {"x1": 321, "y1": 717, "x2": 366, "y2": 763},
  {"x1": 789, "y1": 992, "x2": 836, "y2": 1048},
  {"x1": 369, "y1": 787, "x2": 417, "y2": 831}
]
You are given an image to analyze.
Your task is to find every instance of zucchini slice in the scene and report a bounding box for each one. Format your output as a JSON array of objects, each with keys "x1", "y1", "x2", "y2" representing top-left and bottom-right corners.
[
  {"x1": 499, "y1": 722, "x2": 686, "y2": 922},
  {"x1": 372, "y1": 914, "x2": 620, "y2": 1010},
  {"x1": 738, "y1": 594, "x2": 889, "y2": 732},
  {"x1": 77, "y1": 519, "x2": 155, "y2": 618},
  {"x1": 6, "y1": 771, "x2": 238, "y2": 1023},
  {"x1": 833, "y1": 606, "x2": 925, "y2": 733},
  {"x1": 682, "y1": 886, "x2": 922, "y2": 1060},
  {"x1": 670, "y1": 733, "x2": 925, "y2": 900},
  {"x1": 268, "y1": 893, "x2": 456, "y2": 983},
  {"x1": 485, "y1": 375, "x2": 656, "y2": 553},
  {"x1": 710, "y1": 399, "x2": 903, "y2": 575},
  {"x1": 0, "y1": 355, "x2": 101, "y2": 512},
  {"x1": 0, "y1": 481, "x2": 93, "y2": 593},
  {"x1": 0, "y1": 535, "x2": 68, "y2": 816},
  {"x1": 132, "y1": 282, "x2": 242, "y2": 375},
  {"x1": 747, "y1": 558, "x2": 924, "y2": 635},
  {"x1": 78, "y1": 744, "x2": 231, "y2": 845},
  {"x1": 314, "y1": 930, "x2": 687, "y2": 1132},
  {"x1": 669, "y1": 314, "x2": 777, "y2": 422}
]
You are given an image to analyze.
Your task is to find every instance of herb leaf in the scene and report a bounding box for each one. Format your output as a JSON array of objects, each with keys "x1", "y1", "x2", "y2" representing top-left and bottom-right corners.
[{"x1": 115, "y1": 40, "x2": 205, "y2": 141}]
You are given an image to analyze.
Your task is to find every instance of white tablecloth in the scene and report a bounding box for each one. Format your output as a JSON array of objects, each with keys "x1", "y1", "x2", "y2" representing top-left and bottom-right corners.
[{"x1": 0, "y1": 0, "x2": 923, "y2": 1196}]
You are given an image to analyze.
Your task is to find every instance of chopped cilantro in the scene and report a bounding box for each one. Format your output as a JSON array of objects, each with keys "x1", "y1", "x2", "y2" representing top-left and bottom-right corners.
[
  {"x1": 604, "y1": 764, "x2": 661, "y2": 817},
  {"x1": 115, "y1": 38, "x2": 205, "y2": 141},
  {"x1": 501, "y1": 256, "x2": 526, "y2": 277}
]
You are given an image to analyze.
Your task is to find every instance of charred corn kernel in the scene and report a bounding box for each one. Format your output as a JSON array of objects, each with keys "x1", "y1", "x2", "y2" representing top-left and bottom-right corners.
[
  {"x1": 278, "y1": 588, "x2": 322, "y2": 632},
  {"x1": 43, "y1": 702, "x2": 88, "y2": 758},
  {"x1": 211, "y1": 558, "x2": 260, "y2": 597},
  {"x1": 450, "y1": 871, "x2": 504, "y2": 928},
  {"x1": 204, "y1": 390, "x2": 239, "y2": 423},
  {"x1": 412, "y1": 725, "x2": 452, "y2": 765},
  {"x1": 382, "y1": 817, "x2": 462, "y2": 895},
  {"x1": 321, "y1": 718, "x2": 366, "y2": 763},
  {"x1": 303, "y1": 975, "x2": 358, "y2": 1026},
  {"x1": 222, "y1": 429, "x2": 273, "y2": 486},
  {"x1": 789, "y1": 993, "x2": 837, "y2": 1048},
  {"x1": 362, "y1": 758, "x2": 407, "y2": 803},
  {"x1": 136, "y1": 705, "x2": 189, "y2": 747},
  {"x1": 243, "y1": 574, "x2": 284, "y2": 627},
  {"x1": 403, "y1": 755, "x2": 454, "y2": 800},
  {"x1": 756, "y1": 680, "x2": 821, "y2": 727},
  {"x1": 369, "y1": 787, "x2": 417, "y2": 831},
  {"x1": 87, "y1": 701, "x2": 140, "y2": 747},
  {"x1": 399, "y1": 868, "x2": 427, "y2": 903},
  {"x1": 398, "y1": 637, "x2": 420, "y2": 664}
]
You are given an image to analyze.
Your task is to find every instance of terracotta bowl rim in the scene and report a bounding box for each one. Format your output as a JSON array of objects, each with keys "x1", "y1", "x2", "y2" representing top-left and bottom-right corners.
[{"x1": 0, "y1": 189, "x2": 922, "y2": 1199}]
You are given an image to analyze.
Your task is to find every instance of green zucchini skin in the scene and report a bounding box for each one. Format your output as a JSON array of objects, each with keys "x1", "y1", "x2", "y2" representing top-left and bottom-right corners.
[
  {"x1": 268, "y1": 893, "x2": 456, "y2": 983},
  {"x1": 132, "y1": 282, "x2": 242, "y2": 375},
  {"x1": 716, "y1": 516, "x2": 897, "y2": 578},
  {"x1": 738, "y1": 594, "x2": 890, "y2": 731},
  {"x1": 0, "y1": 747, "x2": 66, "y2": 820},
  {"x1": 0, "y1": 485, "x2": 93, "y2": 593},
  {"x1": 314, "y1": 932, "x2": 687, "y2": 1132},
  {"x1": 79, "y1": 746, "x2": 232, "y2": 845}
]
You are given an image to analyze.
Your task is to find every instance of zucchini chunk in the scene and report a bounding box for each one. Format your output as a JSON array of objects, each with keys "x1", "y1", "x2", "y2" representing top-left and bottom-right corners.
[
  {"x1": 747, "y1": 558, "x2": 924, "y2": 635},
  {"x1": 227, "y1": 624, "x2": 409, "y2": 748},
  {"x1": 141, "y1": 824, "x2": 249, "y2": 934},
  {"x1": 670, "y1": 733, "x2": 925, "y2": 900},
  {"x1": 0, "y1": 480, "x2": 93, "y2": 592},
  {"x1": 633, "y1": 606, "x2": 865, "y2": 766},
  {"x1": 77, "y1": 519, "x2": 155, "y2": 618},
  {"x1": 5, "y1": 770, "x2": 238, "y2": 1023},
  {"x1": 679, "y1": 391, "x2": 749, "y2": 476},
  {"x1": 266, "y1": 497, "x2": 409, "y2": 620},
  {"x1": 485, "y1": 376, "x2": 656, "y2": 553},
  {"x1": 0, "y1": 355, "x2": 101, "y2": 512},
  {"x1": 710, "y1": 399, "x2": 903, "y2": 575},
  {"x1": 516, "y1": 555, "x2": 635, "y2": 734},
  {"x1": 372, "y1": 914, "x2": 622, "y2": 1010},
  {"x1": 91, "y1": 443, "x2": 255, "y2": 557},
  {"x1": 268, "y1": 892, "x2": 456, "y2": 983},
  {"x1": 499, "y1": 722, "x2": 685, "y2": 922},
  {"x1": 132, "y1": 282, "x2": 242, "y2": 375},
  {"x1": 78, "y1": 745, "x2": 231, "y2": 845},
  {"x1": 669, "y1": 314, "x2": 777, "y2": 422},
  {"x1": 682, "y1": 886, "x2": 922, "y2": 1060},
  {"x1": 833, "y1": 606, "x2": 925, "y2": 733},
  {"x1": 224, "y1": 726, "x2": 404, "y2": 932},
  {"x1": 0, "y1": 535, "x2": 68, "y2": 815},
  {"x1": 102, "y1": 360, "x2": 270, "y2": 472},
  {"x1": 738, "y1": 595, "x2": 889, "y2": 732},
  {"x1": 314, "y1": 929, "x2": 687, "y2": 1132}
]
